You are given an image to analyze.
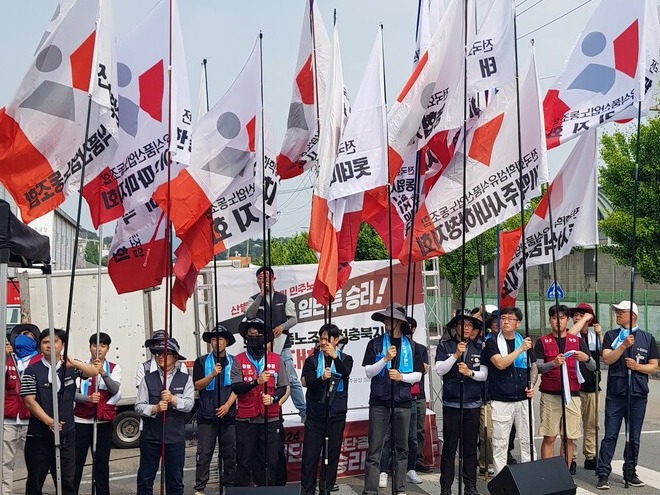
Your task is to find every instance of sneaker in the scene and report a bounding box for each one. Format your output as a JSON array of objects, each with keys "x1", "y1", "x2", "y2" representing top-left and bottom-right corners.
[
  {"x1": 194, "y1": 492, "x2": 205, "y2": 495},
  {"x1": 464, "y1": 486, "x2": 483, "y2": 495},
  {"x1": 379, "y1": 472, "x2": 388, "y2": 488},
  {"x1": 331, "y1": 484, "x2": 339, "y2": 492},
  {"x1": 624, "y1": 472, "x2": 645, "y2": 487},
  {"x1": 406, "y1": 469, "x2": 423, "y2": 484},
  {"x1": 570, "y1": 460, "x2": 577, "y2": 475},
  {"x1": 596, "y1": 475, "x2": 610, "y2": 490},
  {"x1": 415, "y1": 462, "x2": 432, "y2": 473},
  {"x1": 440, "y1": 490, "x2": 453, "y2": 495},
  {"x1": 584, "y1": 458, "x2": 597, "y2": 470}
]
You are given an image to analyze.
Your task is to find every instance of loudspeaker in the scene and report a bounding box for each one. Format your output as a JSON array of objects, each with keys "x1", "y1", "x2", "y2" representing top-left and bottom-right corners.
[
  {"x1": 226, "y1": 484, "x2": 301, "y2": 495},
  {"x1": 487, "y1": 457, "x2": 576, "y2": 495}
]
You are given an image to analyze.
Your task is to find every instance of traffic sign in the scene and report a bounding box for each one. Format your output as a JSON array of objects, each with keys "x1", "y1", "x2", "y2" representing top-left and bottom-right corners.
[{"x1": 547, "y1": 282, "x2": 565, "y2": 300}]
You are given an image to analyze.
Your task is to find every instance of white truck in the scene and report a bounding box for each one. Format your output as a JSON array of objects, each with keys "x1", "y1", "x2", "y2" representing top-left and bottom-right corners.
[{"x1": 17, "y1": 261, "x2": 242, "y2": 448}]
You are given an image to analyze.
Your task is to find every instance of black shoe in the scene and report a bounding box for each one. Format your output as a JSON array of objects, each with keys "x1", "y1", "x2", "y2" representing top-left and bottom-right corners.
[
  {"x1": 507, "y1": 456, "x2": 518, "y2": 465},
  {"x1": 596, "y1": 476, "x2": 610, "y2": 490},
  {"x1": 331, "y1": 484, "x2": 339, "y2": 492},
  {"x1": 570, "y1": 460, "x2": 577, "y2": 475},
  {"x1": 464, "y1": 486, "x2": 483, "y2": 495},
  {"x1": 624, "y1": 472, "x2": 645, "y2": 487},
  {"x1": 416, "y1": 462, "x2": 432, "y2": 473},
  {"x1": 584, "y1": 458, "x2": 597, "y2": 470}
]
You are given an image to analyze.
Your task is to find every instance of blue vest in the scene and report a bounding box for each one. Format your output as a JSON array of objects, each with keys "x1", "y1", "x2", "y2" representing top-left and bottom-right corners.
[
  {"x1": 141, "y1": 370, "x2": 190, "y2": 444},
  {"x1": 369, "y1": 335, "x2": 413, "y2": 404},
  {"x1": 196, "y1": 354, "x2": 236, "y2": 423},
  {"x1": 606, "y1": 329, "x2": 654, "y2": 398},
  {"x1": 487, "y1": 361, "x2": 529, "y2": 402},
  {"x1": 27, "y1": 360, "x2": 77, "y2": 437},
  {"x1": 436, "y1": 339, "x2": 483, "y2": 404},
  {"x1": 253, "y1": 291, "x2": 291, "y2": 348}
]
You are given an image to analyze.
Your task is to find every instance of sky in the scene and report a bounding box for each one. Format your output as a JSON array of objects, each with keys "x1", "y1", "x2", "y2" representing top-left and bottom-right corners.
[{"x1": 1, "y1": 0, "x2": 658, "y2": 239}]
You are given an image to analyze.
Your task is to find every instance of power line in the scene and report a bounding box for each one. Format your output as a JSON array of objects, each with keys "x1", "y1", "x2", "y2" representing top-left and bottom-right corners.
[
  {"x1": 518, "y1": 0, "x2": 594, "y2": 40},
  {"x1": 517, "y1": 0, "x2": 544, "y2": 17}
]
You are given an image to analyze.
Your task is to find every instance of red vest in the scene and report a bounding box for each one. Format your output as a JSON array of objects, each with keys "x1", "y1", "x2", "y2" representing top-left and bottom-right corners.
[
  {"x1": 4, "y1": 357, "x2": 30, "y2": 420},
  {"x1": 539, "y1": 334, "x2": 581, "y2": 394},
  {"x1": 75, "y1": 361, "x2": 118, "y2": 422},
  {"x1": 235, "y1": 352, "x2": 281, "y2": 420}
]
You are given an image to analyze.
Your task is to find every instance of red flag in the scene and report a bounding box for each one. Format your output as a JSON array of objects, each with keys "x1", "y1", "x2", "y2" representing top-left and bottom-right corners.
[{"x1": 498, "y1": 228, "x2": 522, "y2": 308}]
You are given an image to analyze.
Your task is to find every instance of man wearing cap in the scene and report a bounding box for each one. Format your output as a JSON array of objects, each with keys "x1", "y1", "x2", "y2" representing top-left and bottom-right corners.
[
  {"x1": 362, "y1": 304, "x2": 423, "y2": 495},
  {"x1": 481, "y1": 306, "x2": 538, "y2": 475},
  {"x1": 595, "y1": 301, "x2": 659, "y2": 490},
  {"x1": 534, "y1": 305, "x2": 596, "y2": 473},
  {"x1": 231, "y1": 318, "x2": 290, "y2": 487},
  {"x1": 567, "y1": 303, "x2": 603, "y2": 471},
  {"x1": 20, "y1": 328, "x2": 99, "y2": 495},
  {"x1": 300, "y1": 323, "x2": 353, "y2": 495},
  {"x1": 135, "y1": 330, "x2": 187, "y2": 388},
  {"x1": 4, "y1": 324, "x2": 40, "y2": 495},
  {"x1": 135, "y1": 339, "x2": 194, "y2": 495},
  {"x1": 193, "y1": 325, "x2": 238, "y2": 494},
  {"x1": 435, "y1": 310, "x2": 487, "y2": 495},
  {"x1": 245, "y1": 266, "x2": 306, "y2": 422}
]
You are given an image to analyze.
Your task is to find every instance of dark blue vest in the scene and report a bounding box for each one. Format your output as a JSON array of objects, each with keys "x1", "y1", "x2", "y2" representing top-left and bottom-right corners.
[
  {"x1": 369, "y1": 335, "x2": 413, "y2": 404},
  {"x1": 606, "y1": 329, "x2": 654, "y2": 398},
  {"x1": 196, "y1": 354, "x2": 236, "y2": 423},
  {"x1": 436, "y1": 339, "x2": 482, "y2": 404},
  {"x1": 253, "y1": 291, "x2": 291, "y2": 348},
  {"x1": 141, "y1": 370, "x2": 190, "y2": 444},
  {"x1": 27, "y1": 360, "x2": 77, "y2": 437}
]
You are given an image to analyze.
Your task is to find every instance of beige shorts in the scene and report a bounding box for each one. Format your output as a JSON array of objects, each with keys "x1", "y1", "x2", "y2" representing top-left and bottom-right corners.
[{"x1": 539, "y1": 392, "x2": 582, "y2": 440}]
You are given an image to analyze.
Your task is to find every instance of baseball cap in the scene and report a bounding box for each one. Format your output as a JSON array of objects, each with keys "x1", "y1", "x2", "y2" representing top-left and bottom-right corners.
[{"x1": 611, "y1": 300, "x2": 638, "y2": 316}]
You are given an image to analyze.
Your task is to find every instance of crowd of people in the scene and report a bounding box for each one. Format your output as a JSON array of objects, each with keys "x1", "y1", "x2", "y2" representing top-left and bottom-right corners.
[{"x1": 2, "y1": 265, "x2": 658, "y2": 495}]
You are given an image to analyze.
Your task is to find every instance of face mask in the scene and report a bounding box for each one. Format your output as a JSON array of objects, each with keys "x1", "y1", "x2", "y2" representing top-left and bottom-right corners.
[
  {"x1": 15, "y1": 334, "x2": 37, "y2": 358},
  {"x1": 246, "y1": 335, "x2": 265, "y2": 358}
]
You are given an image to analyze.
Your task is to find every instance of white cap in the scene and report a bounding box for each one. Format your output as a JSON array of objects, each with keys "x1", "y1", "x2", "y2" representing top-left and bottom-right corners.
[
  {"x1": 611, "y1": 300, "x2": 638, "y2": 316},
  {"x1": 484, "y1": 304, "x2": 498, "y2": 314}
]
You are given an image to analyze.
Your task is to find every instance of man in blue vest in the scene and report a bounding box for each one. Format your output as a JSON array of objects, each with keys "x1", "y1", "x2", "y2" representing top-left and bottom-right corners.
[
  {"x1": 135, "y1": 338, "x2": 194, "y2": 495},
  {"x1": 595, "y1": 301, "x2": 659, "y2": 490},
  {"x1": 20, "y1": 328, "x2": 99, "y2": 495},
  {"x1": 300, "y1": 323, "x2": 353, "y2": 495},
  {"x1": 436, "y1": 310, "x2": 487, "y2": 495},
  {"x1": 193, "y1": 324, "x2": 238, "y2": 494},
  {"x1": 231, "y1": 318, "x2": 290, "y2": 487},
  {"x1": 362, "y1": 304, "x2": 423, "y2": 495}
]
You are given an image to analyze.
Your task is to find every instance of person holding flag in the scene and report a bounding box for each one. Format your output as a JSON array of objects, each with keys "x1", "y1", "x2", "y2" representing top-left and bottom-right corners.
[
  {"x1": 534, "y1": 305, "x2": 595, "y2": 473},
  {"x1": 595, "y1": 301, "x2": 659, "y2": 490},
  {"x1": 193, "y1": 324, "x2": 238, "y2": 493}
]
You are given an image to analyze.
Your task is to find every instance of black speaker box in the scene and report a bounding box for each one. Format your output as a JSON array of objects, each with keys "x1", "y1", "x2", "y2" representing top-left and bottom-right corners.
[
  {"x1": 226, "y1": 484, "x2": 301, "y2": 495},
  {"x1": 488, "y1": 457, "x2": 576, "y2": 495}
]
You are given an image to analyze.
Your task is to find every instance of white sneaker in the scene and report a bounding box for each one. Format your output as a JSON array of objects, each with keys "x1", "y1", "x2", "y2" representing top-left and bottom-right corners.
[
  {"x1": 406, "y1": 469, "x2": 423, "y2": 484},
  {"x1": 379, "y1": 472, "x2": 388, "y2": 488},
  {"x1": 194, "y1": 492, "x2": 205, "y2": 495}
]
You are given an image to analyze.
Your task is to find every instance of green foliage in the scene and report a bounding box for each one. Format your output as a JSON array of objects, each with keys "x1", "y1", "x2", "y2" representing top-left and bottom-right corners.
[
  {"x1": 355, "y1": 223, "x2": 388, "y2": 261},
  {"x1": 83, "y1": 241, "x2": 107, "y2": 266},
  {"x1": 266, "y1": 231, "x2": 317, "y2": 265},
  {"x1": 599, "y1": 118, "x2": 660, "y2": 284}
]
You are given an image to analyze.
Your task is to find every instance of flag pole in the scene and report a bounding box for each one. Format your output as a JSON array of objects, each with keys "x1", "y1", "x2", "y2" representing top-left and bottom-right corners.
[
  {"x1": 623, "y1": 101, "x2": 643, "y2": 489},
  {"x1": 512, "y1": 15, "x2": 535, "y2": 460},
  {"x1": 593, "y1": 243, "x2": 600, "y2": 465},
  {"x1": 91, "y1": 224, "x2": 104, "y2": 495}
]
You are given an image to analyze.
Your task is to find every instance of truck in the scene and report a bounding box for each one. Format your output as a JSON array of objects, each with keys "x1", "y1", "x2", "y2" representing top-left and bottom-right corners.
[{"x1": 17, "y1": 261, "x2": 242, "y2": 448}]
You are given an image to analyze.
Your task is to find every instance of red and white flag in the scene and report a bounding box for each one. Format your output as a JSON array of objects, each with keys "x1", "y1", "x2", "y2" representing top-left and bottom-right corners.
[
  {"x1": 414, "y1": 0, "x2": 446, "y2": 66},
  {"x1": 277, "y1": 0, "x2": 331, "y2": 180},
  {"x1": 0, "y1": 0, "x2": 118, "y2": 224},
  {"x1": 154, "y1": 40, "x2": 262, "y2": 238},
  {"x1": 107, "y1": 0, "x2": 192, "y2": 294},
  {"x1": 543, "y1": 0, "x2": 660, "y2": 149},
  {"x1": 500, "y1": 130, "x2": 599, "y2": 306},
  {"x1": 400, "y1": 51, "x2": 548, "y2": 263}
]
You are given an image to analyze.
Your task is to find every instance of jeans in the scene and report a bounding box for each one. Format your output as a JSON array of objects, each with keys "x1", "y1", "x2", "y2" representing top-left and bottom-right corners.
[
  {"x1": 3, "y1": 424, "x2": 27, "y2": 495},
  {"x1": 74, "y1": 422, "x2": 113, "y2": 495},
  {"x1": 136, "y1": 441, "x2": 185, "y2": 495},
  {"x1": 440, "y1": 406, "x2": 480, "y2": 491},
  {"x1": 380, "y1": 400, "x2": 418, "y2": 471},
  {"x1": 362, "y1": 404, "x2": 411, "y2": 495},
  {"x1": 194, "y1": 423, "x2": 236, "y2": 491},
  {"x1": 597, "y1": 394, "x2": 648, "y2": 477},
  {"x1": 281, "y1": 349, "x2": 306, "y2": 414}
]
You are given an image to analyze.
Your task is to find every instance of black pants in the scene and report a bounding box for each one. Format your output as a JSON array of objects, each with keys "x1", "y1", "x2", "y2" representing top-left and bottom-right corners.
[
  {"x1": 73, "y1": 422, "x2": 113, "y2": 495},
  {"x1": 441, "y1": 406, "x2": 480, "y2": 491},
  {"x1": 235, "y1": 421, "x2": 279, "y2": 486},
  {"x1": 194, "y1": 422, "x2": 236, "y2": 491},
  {"x1": 300, "y1": 417, "x2": 346, "y2": 495},
  {"x1": 273, "y1": 416, "x2": 287, "y2": 486},
  {"x1": 25, "y1": 432, "x2": 76, "y2": 495}
]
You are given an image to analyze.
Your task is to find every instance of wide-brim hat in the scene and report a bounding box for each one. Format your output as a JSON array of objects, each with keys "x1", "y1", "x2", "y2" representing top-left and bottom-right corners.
[
  {"x1": 371, "y1": 304, "x2": 411, "y2": 335},
  {"x1": 569, "y1": 302, "x2": 598, "y2": 324},
  {"x1": 446, "y1": 310, "x2": 482, "y2": 338},
  {"x1": 202, "y1": 324, "x2": 236, "y2": 346},
  {"x1": 144, "y1": 329, "x2": 166, "y2": 349},
  {"x1": 238, "y1": 318, "x2": 275, "y2": 343},
  {"x1": 150, "y1": 339, "x2": 186, "y2": 361},
  {"x1": 9, "y1": 323, "x2": 40, "y2": 347}
]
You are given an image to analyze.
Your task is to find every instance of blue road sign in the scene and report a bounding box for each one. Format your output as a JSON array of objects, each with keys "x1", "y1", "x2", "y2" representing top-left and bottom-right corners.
[{"x1": 546, "y1": 282, "x2": 565, "y2": 300}]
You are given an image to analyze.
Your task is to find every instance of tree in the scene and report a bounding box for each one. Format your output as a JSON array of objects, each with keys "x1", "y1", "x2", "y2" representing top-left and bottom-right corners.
[
  {"x1": 83, "y1": 241, "x2": 107, "y2": 266},
  {"x1": 355, "y1": 223, "x2": 388, "y2": 261},
  {"x1": 265, "y1": 231, "x2": 317, "y2": 265},
  {"x1": 599, "y1": 117, "x2": 660, "y2": 284}
]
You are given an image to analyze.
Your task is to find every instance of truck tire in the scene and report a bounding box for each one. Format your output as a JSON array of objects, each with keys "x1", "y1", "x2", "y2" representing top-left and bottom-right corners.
[{"x1": 113, "y1": 411, "x2": 141, "y2": 449}]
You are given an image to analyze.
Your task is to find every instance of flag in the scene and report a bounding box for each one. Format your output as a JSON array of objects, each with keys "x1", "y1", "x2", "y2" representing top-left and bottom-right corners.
[
  {"x1": 313, "y1": 28, "x2": 386, "y2": 305},
  {"x1": 153, "y1": 40, "x2": 261, "y2": 238},
  {"x1": 277, "y1": 0, "x2": 331, "y2": 180},
  {"x1": 467, "y1": 0, "x2": 515, "y2": 92},
  {"x1": 414, "y1": 0, "x2": 446, "y2": 66},
  {"x1": 197, "y1": 61, "x2": 209, "y2": 120},
  {"x1": 543, "y1": 0, "x2": 660, "y2": 149},
  {"x1": 107, "y1": 0, "x2": 192, "y2": 294},
  {"x1": 0, "y1": 0, "x2": 119, "y2": 224},
  {"x1": 400, "y1": 51, "x2": 549, "y2": 262},
  {"x1": 498, "y1": 227, "x2": 522, "y2": 308},
  {"x1": 499, "y1": 130, "x2": 599, "y2": 305},
  {"x1": 168, "y1": 41, "x2": 279, "y2": 310}
]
